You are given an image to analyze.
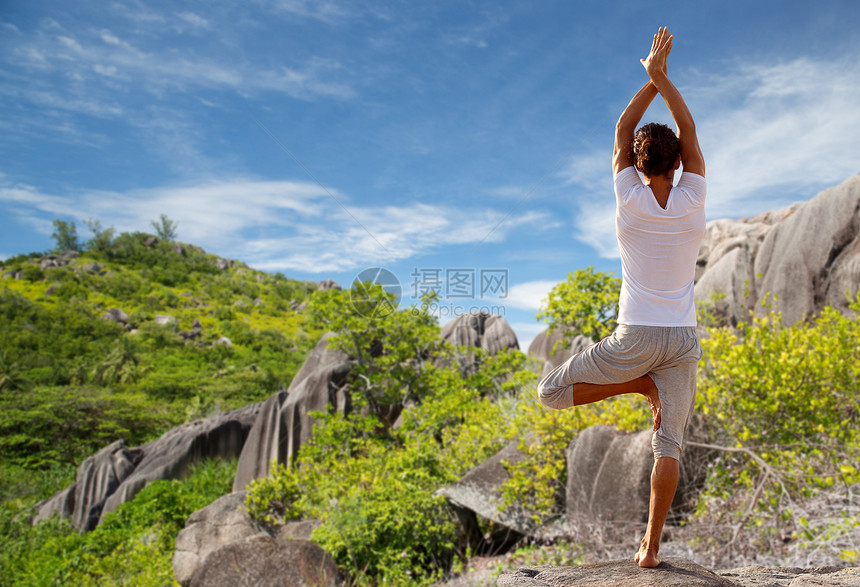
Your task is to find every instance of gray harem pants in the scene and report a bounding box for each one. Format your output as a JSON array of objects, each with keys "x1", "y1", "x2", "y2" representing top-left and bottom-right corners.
[{"x1": 536, "y1": 325, "x2": 702, "y2": 461}]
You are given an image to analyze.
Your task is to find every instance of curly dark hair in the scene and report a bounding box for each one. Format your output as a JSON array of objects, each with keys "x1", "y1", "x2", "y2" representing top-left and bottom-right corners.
[{"x1": 633, "y1": 123, "x2": 680, "y2": 178}]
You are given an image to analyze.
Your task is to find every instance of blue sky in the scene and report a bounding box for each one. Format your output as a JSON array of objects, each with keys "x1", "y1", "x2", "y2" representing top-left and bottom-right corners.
[{"x1": 2, "y1": 0, "x2": 860, "y2": 349}]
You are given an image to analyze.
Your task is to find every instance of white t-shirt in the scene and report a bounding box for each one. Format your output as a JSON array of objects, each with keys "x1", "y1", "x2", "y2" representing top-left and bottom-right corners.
[{"x1": 614, "y1": 166, "x2": 707, "y2": 326}]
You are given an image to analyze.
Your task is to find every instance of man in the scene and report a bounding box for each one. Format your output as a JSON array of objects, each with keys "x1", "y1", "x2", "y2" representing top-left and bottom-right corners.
[{"x1": 537, "y1": 27, "x2": 706, "y2": 568}]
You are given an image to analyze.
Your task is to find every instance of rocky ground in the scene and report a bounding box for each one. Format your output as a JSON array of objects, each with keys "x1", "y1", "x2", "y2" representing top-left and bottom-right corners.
[{"x1": 436, "y1": 535, "x2": 860, "y2": 586}]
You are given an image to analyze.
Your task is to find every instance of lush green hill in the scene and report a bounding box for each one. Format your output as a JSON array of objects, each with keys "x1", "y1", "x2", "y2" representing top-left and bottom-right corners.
[{"x1": 0, "y1": 229, "x2": 320, "y2": 472}]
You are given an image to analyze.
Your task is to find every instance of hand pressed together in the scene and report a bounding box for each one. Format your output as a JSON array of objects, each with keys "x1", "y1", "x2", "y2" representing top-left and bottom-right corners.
[{"x1": 640, "y1": 26, "x2": 672, "y2": 80}]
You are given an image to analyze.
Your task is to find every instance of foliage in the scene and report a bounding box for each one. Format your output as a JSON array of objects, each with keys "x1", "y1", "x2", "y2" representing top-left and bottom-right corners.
[
  {"x1": 536, "y1": 266, "x2": 621, "y2": 345},
  {"x1": 150, "y1": 214, "x2": 179, "y2": 242},
  {"x1": 690, "y1": 297, "x2": 860, "y2": 559},
  {"x1": 309, "y1": 287, "x2": 445, "y2": 414},
  {"x1": 0, "y1": 458, "x2": 235, "y2": 586},
  {"x1": 84, "y1": 218, "x2": 116, "y2": 255},
  {"x1": 0, "y1": 385, "x2": 168, "y2": 468},
  {"x1": 6, "y1": 224, "x2": 860, "y2": 583},
  {"x1": 499, "y1": 377, "x2": 651, "y2": 523},
  {"x1": 247, "y1": 287, "x2": 523, "y2": 585},
  {"x1": 50, "y1": 219, "x2": 80, "y2": 252}
]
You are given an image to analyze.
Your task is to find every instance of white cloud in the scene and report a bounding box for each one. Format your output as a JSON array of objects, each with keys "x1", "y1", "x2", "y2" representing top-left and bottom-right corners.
[
  {"x1": 175, "y1": 12, "x2": 210, "y2": 30},
  {"x1": 561, "y1": 149, "x2": 608, "y2": 193},
  {"x1": 0, "y1": 178, "x2": 548, "y2": 273},
  {"x1": 498, "y1": 280, "x2": 557, "y2": 311},
  {"x1": 571, "y1": 199, "x2": 618, "y2": 259},
  {"x1": 266, "y1": 0, "x2": 351, "y2": 22},
  {"x1": 7, "y1": 23, "x2": 354, "y2": 103},
  {"x1": 691, "y1": 55, "x2": 860, "y2": 218},
  {"x1": 0, "y1": 22, "x2": 21, "y2": 35},
  {"x1": 563, "y1": 52, "x2": 860, "y2": 259}
]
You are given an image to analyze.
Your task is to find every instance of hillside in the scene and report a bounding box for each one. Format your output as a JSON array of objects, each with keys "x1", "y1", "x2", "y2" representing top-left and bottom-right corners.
[
  {"x1": 0, "y1": 231, "x2": 325, "y2": 473},
  {"x1": 1, "y1": 184, "x2": 860, "y2": 586}
]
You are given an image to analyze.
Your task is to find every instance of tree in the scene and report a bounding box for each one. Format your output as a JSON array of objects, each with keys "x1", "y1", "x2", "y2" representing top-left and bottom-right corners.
[
  {"x1": 308, "y1": 284, "x2": 444, "y2": 420},
  {"x1": 536, "y1": 266, "x2": 621, "y2": 344},
  {"x1": 50, "y1": 219, "x2": 80, "y2": 252},
  {"x1": 150, "y1": 214, "x2": 178, "y2": 241},
  {"x1": 84, "y1": 218, "x2": 116, "y2": 255}
]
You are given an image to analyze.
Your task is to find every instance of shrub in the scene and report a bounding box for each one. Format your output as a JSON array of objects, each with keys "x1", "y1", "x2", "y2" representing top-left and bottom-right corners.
[{"x1": 689, "y1": 300, "x2": 860, "y2": 556}]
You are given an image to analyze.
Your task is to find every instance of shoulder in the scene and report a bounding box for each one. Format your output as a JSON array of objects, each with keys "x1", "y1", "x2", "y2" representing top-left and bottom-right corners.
[
  {"x1": 675, "y1": 171, "x2": 707, "y2": 205},
  {"x1": 614, "y1": 166, "x2": 643, "y2": 201}
]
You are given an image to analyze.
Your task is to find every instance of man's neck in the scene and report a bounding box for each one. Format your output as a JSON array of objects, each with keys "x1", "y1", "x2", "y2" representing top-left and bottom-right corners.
[{"x1": 643, "y1": 172, "x2": 675, "y2": 209}]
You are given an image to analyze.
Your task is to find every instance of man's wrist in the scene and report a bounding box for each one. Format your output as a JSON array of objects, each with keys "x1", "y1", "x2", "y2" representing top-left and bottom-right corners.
[{"x1": 647, "y1": 71, "x2": 670, "y2": 89}]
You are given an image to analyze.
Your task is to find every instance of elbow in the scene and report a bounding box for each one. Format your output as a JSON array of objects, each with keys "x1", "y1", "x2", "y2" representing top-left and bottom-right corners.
[{"x1": 616, "y1": 117, "x2": 635, "y2": 134}]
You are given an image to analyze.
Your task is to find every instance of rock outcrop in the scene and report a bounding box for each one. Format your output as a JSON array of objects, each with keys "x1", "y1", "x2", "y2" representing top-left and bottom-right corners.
[
  {"x1": 33, "y1": 403, "x2": 261, "y2": 531},
  {"x1": 566, "y1": 424, "x2": 710, "y2": 525},
  {"x1": 566, "y1": 426, "x2": 652, "y2": 523},
  {"x1": 695, "y1": 173, "x2": 860, "y2": 326},
  {"x1": 39, "y1": 251, "x2": 78, "y2": 270},
  {"x1": 526, "y1": 173, "x2": 860, "y2": 357},
  {"x1": 498, "y1": 558, "x2": 738, "y2": 586},
  {"x1": 496, "y1": 559, "x2": 860, "y2": 587},
  {"x1": 441, "y1": 312, "x2": 520, "y2": 376},
  {"x1": 173, "y1": 491, "x2": 268, "y2": 585},
  {"x1": 528, "y1": 329, "x2": 593, "y2": 371},
  {"x1": 232, "y1": 333, "x2": 352, "y2": 491},
  {"x1": 437, "y1": 437, "x2": 536, "y2": 552},
  {"x1": 189, "y1": 536, "x2": 341, "y2": 587},
  {"x1": 442, "y1": 312, "x2": 520, "y2": 355}
]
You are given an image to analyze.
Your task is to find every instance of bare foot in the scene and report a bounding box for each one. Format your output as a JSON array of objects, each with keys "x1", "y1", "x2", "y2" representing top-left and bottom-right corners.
[
  {"x1": 634, "y1": 538, "x2": 661, "y2": 568},
  {"x1": 639, "y1": 378, "x2": 662, "y2": 433},
  {"x1": 635, "y1": 547, "x2": 661, "y2": 568}
]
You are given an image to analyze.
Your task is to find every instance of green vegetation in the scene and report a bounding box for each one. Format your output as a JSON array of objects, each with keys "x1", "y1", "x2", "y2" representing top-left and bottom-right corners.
[
  {"x1": 1, "y1": 458, "x2": 236, "y2": 585},
  {"x1": 247, "y1": 287, "x2": 524, "y2": 584},
  {"x1": 536, "y1": 266, "x2": 621, "y2": 344},
  {"x1": 2, "y1": 222, "x2": 859, "y2": 585},
  {"x1": 1, "y1": 218, "x2": 318, "y2": 584},
  {"x1": 692, "y1": 298, "x2": 860, "y2": 561},
  {"x1": 1, "y1": 226, "x2": 316, "y2": 469}
]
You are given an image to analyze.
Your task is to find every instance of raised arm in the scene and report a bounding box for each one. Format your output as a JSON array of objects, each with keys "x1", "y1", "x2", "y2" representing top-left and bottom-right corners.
[
  {"x1": 641, "y1": 27, "x2": 705, "y2": 177},
  {"x1": 613, "y1": 81, "x2": 659, "y2": 176}
]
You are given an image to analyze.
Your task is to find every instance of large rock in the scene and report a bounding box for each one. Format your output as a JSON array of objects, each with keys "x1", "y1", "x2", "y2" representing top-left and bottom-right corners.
[
  {"x1": 695, "y1": 173, "x2": 860, "y2": 326},
  {"x1": 34, "y1": 403, "x2": 261, "y2": 531},
  {"x1": 173, "y1": 491, "x2": 267, "y2": 586},
  {"x1": 497, "y1": 560, "x2": 860, "y2": 587},
  {"x1": 442, "y1": 312, "x2": 519, "y2": 354},
  {"x1": 30, "y1": 481, "x2": 76, "y2": 526},
  {"x1": 437, "y1": 437, "x2": 538, "y2": 545},
  {"x1": 567, "y1": 427, "x2": 653, "y2": 523},
  {"x1": 441, "y1": 312, "x2": 519, "y2": 375},
  {"x1": 232, "y1": 333, "x2": 352, "y2": 491},
  {"x1": 74, "y1": 440, "x2": 143, "y2": 531},
  {"x1": 101, "y1": 307, "x2": 130, "y2": 325},
  {"x1": 528, "y1": 328, "x2": 593, "y2": 370},
  {"x1": 717, "y1": 565, "x2": 860, "y2": 587},
  {"x1": 32, "y1": 439, "x2": 143, "y2": 531},
  {"x1": 566, "y1": 425, "x2": 709, "y2": 524},
  {"x1": 497, "y1": 558, "x2": 738, "y2": 586},
  {"x1": 189, "y1": 535, "x2": 341, "y2": 587}
]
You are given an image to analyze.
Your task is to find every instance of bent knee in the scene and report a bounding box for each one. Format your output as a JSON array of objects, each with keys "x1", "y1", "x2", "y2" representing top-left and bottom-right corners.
[{"x1": 536, "y1": 379, "x2": 572, "y2": 410}]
